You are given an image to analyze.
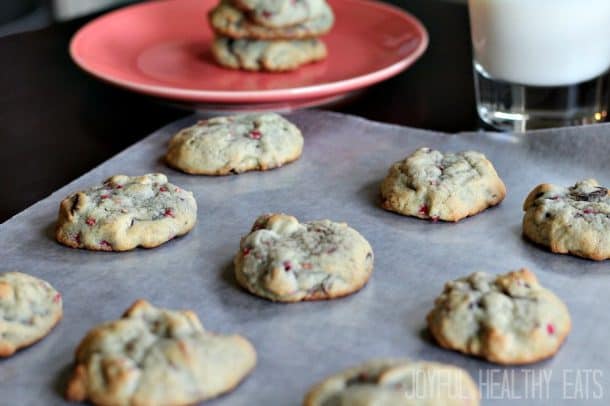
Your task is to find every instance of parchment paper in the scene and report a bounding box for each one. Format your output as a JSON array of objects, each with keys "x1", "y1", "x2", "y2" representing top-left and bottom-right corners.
[{"x1": 1, "y1": 111, "x2": 609, "y2": 405}]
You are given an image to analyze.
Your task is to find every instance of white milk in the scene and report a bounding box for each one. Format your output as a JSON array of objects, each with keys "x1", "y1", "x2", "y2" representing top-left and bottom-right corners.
[{"x1": 469, "y1": 0, "x2": 610, "y2": 86}]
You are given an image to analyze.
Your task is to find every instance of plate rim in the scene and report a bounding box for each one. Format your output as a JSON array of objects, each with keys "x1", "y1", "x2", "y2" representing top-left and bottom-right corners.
[{"x1": 69, "y1": 0, "x2": 429, "y2": 103}]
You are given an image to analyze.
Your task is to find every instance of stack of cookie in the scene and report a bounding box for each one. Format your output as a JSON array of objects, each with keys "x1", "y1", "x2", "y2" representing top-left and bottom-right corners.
[{"x1": 209, "y1": 0, "x2": 334, "y2": 72}]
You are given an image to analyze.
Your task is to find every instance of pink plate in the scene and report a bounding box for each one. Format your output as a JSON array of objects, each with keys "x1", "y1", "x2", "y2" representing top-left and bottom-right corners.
[{"x1": 70, "y1": 0, "x2": 428, "y2": 106}]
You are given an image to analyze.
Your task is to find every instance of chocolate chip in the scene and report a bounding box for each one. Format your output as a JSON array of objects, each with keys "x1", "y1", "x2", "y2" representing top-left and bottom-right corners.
[
  {"x1": 125, "y1": 340, "x2": 137, "y2": 352},
  {"x1": 227, "y1": 38, "x2": 236, "y2": 53},
  {"x1": 70, "y1": 194, "x2": 81, "y2": 215},
  {"x1": 346, "y1": 372, "x2": 372, "y2": 386},
  {"x1": 571, "y1": 186, "x2": 608, "y2": 202}
]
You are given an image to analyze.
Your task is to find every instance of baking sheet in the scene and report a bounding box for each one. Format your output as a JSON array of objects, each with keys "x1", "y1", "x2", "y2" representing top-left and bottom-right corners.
[{"x1": 1, "y1": 111, "x2": 609, "y2": 405}]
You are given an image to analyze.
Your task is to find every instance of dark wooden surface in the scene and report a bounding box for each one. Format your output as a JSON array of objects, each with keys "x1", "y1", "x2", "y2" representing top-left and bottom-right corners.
[{"x1": 0, "y1": 0, "x2": 476, "y2": 223}]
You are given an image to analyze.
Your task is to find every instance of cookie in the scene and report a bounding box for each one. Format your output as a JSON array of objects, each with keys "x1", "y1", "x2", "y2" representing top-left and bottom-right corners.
[
  {"x1": 166, "y1": 113, "x2": 304, "y2": 175},
  {"x1": 212, "y1": 37, "x2": 327, "y2": 72},
  {"x1": 56, "y1": 174, "x2": 197, "y2": 251},
  {"x1": 0, "y1": 271, "x2": 62, "y2": 357},
  {"x1": 380, "y1": 147, "x2": 506, "y2": 222},
  {"x1": 209, "y1": 0, "x2": 334, "y2": 40},
  {"x1": 304, "y1": 359, "x2": 480, "y2": 406},
  {"x1": 66, "y1": 300, "x2": 256, "y2": 405},
  {"x1": 233, "y1": 0, "x2": 328, "y2": 28},
  {"x1": 234, "y1": 213, "x2": 374, "y2": 302},
  {"x1": 523, "y1": 179, "x2": 610, "y2": 260},
  {"x1": 426, "y1": 268, "x2": 571, "y2": 365}
]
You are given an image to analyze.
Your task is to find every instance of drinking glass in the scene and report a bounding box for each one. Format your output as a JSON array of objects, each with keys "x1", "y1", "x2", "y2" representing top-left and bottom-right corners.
[{"x1": 468, "y1": 0, "x2": 610, "y2": 131}]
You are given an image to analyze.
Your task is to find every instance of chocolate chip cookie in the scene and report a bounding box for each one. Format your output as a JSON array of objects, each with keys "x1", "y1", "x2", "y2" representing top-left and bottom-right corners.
[
  {"x1": 0, "y1": 271, "x2": 62, "y2": 357},
  {"x1": 304, "y1": 359, "x2": 480, "y2": 406},
  {"x1": 380, "y1": 147, "x2": 506, "y2": 222},
  {"x1": 66, "y1": 300, "x2": 256, "y2": 405},
  {"x1": 234, "y1": 213, "x2": 374, "y2": 302},
  {"x1": 427, "y1": 269, "x2": 571, "y2": 365},
  {"x1": 233, "y1": 0, "x2": 328, "y2": 28},
  {"x1": 209, "y1": 0, "x2": 334, "y2": 40},
  {"x1": 212, "y1": 37, "x2": 327, "y2": 71},
  {"x1": 166, "y1": 113, "x2": 303, "y2": 175},
  {"x1": 56, "y1": 174, "x2": 197, "y2": 251},
  {"x1": 523, "y1": 179, "x2": 610, "y2": 260}
]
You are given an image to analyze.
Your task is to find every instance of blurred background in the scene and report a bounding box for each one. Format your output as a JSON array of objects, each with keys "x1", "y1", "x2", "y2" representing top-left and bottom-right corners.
[
  {"x1": 0, "y1": 0, "x2": 137, "y2": 36},
  {"x1": 0, "y1": 0, "x2": 465, "y2": 37}
]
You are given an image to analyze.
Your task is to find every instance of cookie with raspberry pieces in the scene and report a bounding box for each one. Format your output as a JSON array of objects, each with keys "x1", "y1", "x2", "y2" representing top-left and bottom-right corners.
[
  {"x1": 212, "y1": 37, "x2": 327, "y2": 72},
  {"x1": 0, "y1": 271, "x2": 63, "y2": 357},
  {"x1": 166, "y1": 113, "x2": 303, "y2": 175},
  {"x1": 427, "y1": 268, "x2": 571, "y2": 365},
  {"x1": 380, "y1": 147, "x2": 506, "y2": 222},
  {"x1": 56, "y1": 174, "x2": 197, "y2": 251},
  {"x1": 304, "y1": 359, "x2": 480, "y2": 406},
  {"x1": 66, "y1": 300, "x2": 256, "y2": 405},
  {"x1": 234, "y1": 213, "x2": 373, "y2": 302},
  {"x1": 232, "y1": 0, "x2": 328, "y2": 28},
  {"x1": 209, "y1": 0, "x2": 334, "y2": 40},
  {"x1": 523, "y1": 179, "x2": 610, "y2": 260}
]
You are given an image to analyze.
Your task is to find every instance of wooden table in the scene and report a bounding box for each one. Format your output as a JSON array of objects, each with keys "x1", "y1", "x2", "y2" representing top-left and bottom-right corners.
[{"x1": 0, "y1": 0, "x2": 579, "y2": 223}]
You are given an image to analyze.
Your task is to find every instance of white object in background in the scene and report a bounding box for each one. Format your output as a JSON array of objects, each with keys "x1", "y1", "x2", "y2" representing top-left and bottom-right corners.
[
  {"x1": 53, "y1": 0, "x2": 135, "y2": 21},
  {"x1": 469, "y1": 0, "x2": 610, "y2": 87}
]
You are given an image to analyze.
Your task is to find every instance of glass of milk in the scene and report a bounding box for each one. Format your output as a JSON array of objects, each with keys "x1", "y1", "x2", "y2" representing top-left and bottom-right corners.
[{"x1": 468, "y1": 0, "x2": 610, "y2": 131}]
